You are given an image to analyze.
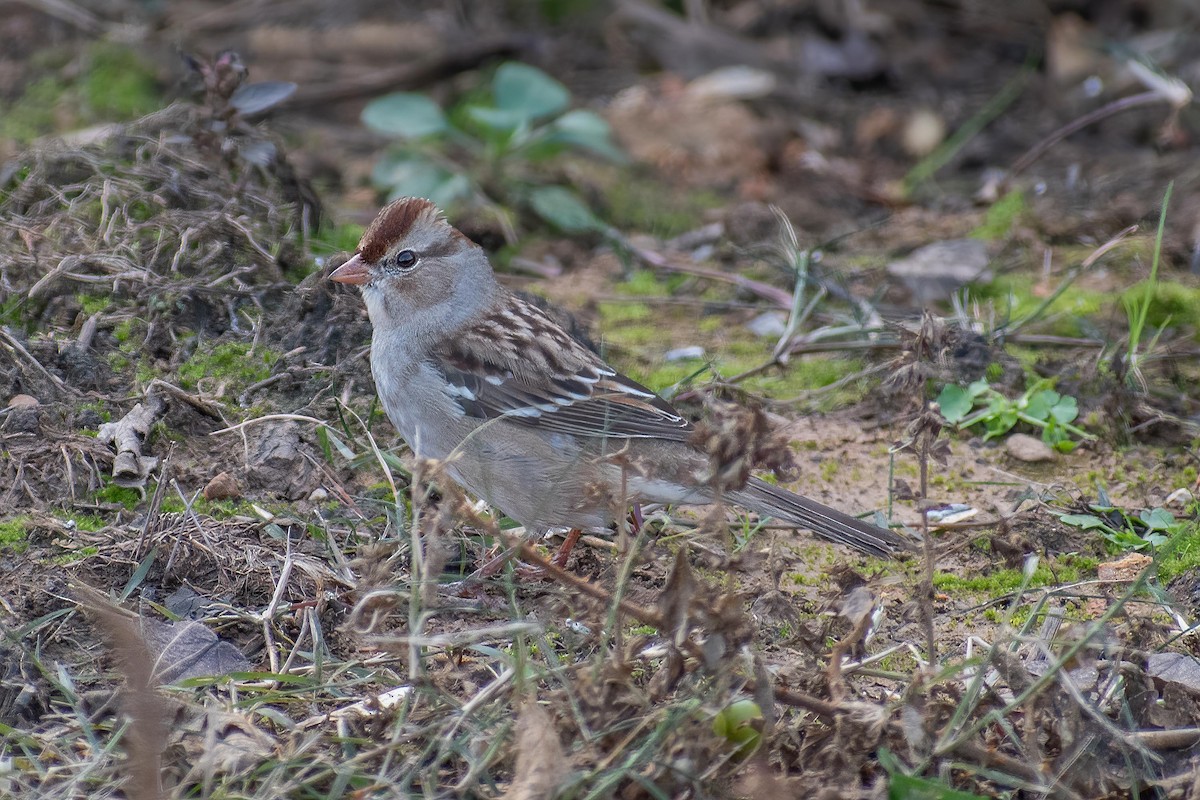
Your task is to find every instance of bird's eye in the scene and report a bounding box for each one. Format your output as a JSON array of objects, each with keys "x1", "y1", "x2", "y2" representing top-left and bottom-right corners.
[{"x1": 393, "y1": 249, "x2": 418, "y2": 271}]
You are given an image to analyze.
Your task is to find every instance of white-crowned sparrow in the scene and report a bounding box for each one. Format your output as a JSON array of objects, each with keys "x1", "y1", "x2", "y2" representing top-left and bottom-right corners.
[{"x1": 331, "y1": 197, "x2": 904, "y2": 558}]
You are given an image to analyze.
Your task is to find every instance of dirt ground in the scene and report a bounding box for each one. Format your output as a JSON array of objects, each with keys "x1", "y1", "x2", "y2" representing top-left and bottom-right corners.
[{"x1": 2, "y1": 1, "x2": 1200, "y2": 798}]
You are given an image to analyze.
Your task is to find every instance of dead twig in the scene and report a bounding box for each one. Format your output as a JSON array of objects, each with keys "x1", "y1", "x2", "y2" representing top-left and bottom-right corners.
[
  {"x1": 0, "y1": 327, "x2": 78, "y2": 396},
  {"x1": 291, "y1": 37, "x2": 529, "y2": 108},
  {"x1": 622, "y1": 236, "x2": 793, "y2": 308},
  {"x1": 70, "y1": 582, "x2": 168, "y2": 800},
  {"x1": 146, "y1": 379, "x2": 225, "y2": 421},
  {"x1": 1010, "y1": 92, "x2": 1171, "y2": 178}
]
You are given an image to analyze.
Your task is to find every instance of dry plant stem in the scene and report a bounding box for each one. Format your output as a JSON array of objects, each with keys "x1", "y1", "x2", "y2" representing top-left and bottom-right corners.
[
  {"x1": 407, "y1": 482, "x2": 427, "y2": 682},
  {"x1": 135, "y1": 451, "x2": 172, "y2": 560},
  {"x1": 1009, "y1": 91, "x2": 1164, "y2": 177},
  {"x1": 0, "y1": 327, "x2": 78, "y2": 395},
  {"x1": 826, "y1": 603, "x2": 876, "y2": 703},
  {"x1": 623, "y1": 236, "x2": 793, "y2": 308},
  {"x1": 601, "y1": 510, "x2": 649, "y2": 662},
  {"x1": 511, "y1": 539, "x2": 665, "y2": 629},
  {"x1": 146, "y1": 378, "x2": 226, "y2": 419},
  {"x1": 292, "y1": 37, "x2": 527, "y2": 107},
  {"x1": 1134, "y1": 728, "x2": 1200, "y2": 750},
  {"x1": 951, "y1": 740, "x2": 1069, "y2": 795},
  {"x1": 71, "y1": 583, "x2": 167, "y2": 800},
  {"x1": 15, "y1": 0, "x2": 102, "y2": 32},
  {"x1": 513, "y1": 537, "x2": 844, "y2": 722},
  {"x1": 211, "y1": 413, "x2": 328, "y2": 436},
  {"x1": 258, "y1": 537, "x2": 295, "y2": 675},
  {"x1": 919, "y1": 442, "x2": 937, "y2": 668},
  {"x1": 374, "y1": 623, "x2": 541, "y2": 650},
  {"x1": 934, "y1": 566, "x2": 1154, "y2": 758}
]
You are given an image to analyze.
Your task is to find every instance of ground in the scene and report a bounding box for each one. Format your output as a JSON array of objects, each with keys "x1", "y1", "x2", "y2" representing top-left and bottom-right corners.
[{"x1": 1, "y1": 2, "x2": 1200, "y2": 799}]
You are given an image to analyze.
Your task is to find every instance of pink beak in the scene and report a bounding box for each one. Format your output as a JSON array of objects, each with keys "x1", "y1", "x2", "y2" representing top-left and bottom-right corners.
[{"x1": 329, "y1": 253, "x2": 370, "y2": 285}]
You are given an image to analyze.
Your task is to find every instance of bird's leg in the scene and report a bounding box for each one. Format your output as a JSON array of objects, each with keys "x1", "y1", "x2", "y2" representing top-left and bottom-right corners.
[{"x1": 551, "y1": 528, "x2": 582, "y2": 568}]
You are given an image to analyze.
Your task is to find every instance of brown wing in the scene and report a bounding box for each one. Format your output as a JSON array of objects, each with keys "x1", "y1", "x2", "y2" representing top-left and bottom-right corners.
[{"x1": 432, "y1": 296, "x2": 693, "y2": 442}]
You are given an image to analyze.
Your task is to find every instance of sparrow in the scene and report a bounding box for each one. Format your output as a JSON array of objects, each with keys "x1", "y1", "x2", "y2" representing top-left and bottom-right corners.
[{"x1": 330, "y1": 197, "x2": 905, "y2": 559}]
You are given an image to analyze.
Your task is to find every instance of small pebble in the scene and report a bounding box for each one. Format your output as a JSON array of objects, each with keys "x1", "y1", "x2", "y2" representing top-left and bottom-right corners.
[
  {"x1": 1005, "y1": 433, "x2": 1055, "y2": 463},
  {"x1": 664, "y1": 346, "x2": 705, "y2": 361},
  {"x1": 745, "y1": 311, "x2": 787, "y2": 338},
  {"x1": 203, "y1": 471, "x2": 241, "y2": 501},
  {"x1": 308, "y1": 487, "x2": 329, "y2": 503}
]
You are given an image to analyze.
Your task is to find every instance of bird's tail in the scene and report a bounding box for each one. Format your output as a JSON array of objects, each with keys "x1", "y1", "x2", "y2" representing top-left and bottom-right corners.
[{"x1": 728, "y1": 477, "x2": 906, "y2": 558}]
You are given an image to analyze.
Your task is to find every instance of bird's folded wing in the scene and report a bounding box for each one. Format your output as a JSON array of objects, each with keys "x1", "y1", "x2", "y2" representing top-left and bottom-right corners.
[{"x1": 432, "y1": 308, "x2": 693, "y2": 442}]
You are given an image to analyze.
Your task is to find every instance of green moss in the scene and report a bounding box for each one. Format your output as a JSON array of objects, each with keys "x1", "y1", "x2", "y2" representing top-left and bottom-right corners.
[
  {"x1": 976, "y1": 276, "x2": 1107, "y2": 338},
  {"x1": 78, "y1": 294, "x2": 111, "y2": 316},
  {"x1": 157, "y1": 493, "x2": 248, "y2": 518},
  {"x1": 971, "y1": 190, "x2": 1027, "y2": 240},
  {"x1": 134, "y1": 360, "x2": 157, "y2": 386},
  {"x1": 1157, "y1": 518, "x2": 1200, "y2": 582},
  {"x1": 615, "y1": 269, "x2": 684, "y2": 297},
  {"x1": 1177, "y1": 466, "x2": 1198, "y2": 490},
  {"x1": 313, "y1": 222, "x2": 367, "y2": 254},
  {"x1": 597, "y1": 301, "x2": 659, "y2": 349},
  {"x1": 819, "y1": 460, "x2": 839, "y2": 481},
  {"x1": 113, "y1": 319, "x2": 136, "y2": 344},
  {"x1": 933, "y1": 557, "x2": 1087, "y2": 593},
  {"x1": 1119, "y1": 280, "x2": 1200, "y2": 339},
  {"x1": 0, "y1": 517, "x2": 31, "y2": 553},
  {"x1": 602, "y1": 174, "x2": 721, "y2": 238},
  {"x1": 179, "y1": 342, "x2": 275, "y2": 391},
  {"x1": 81, "y1": 43, "x2": 159, "y2": 121},
  {"x1": 597, "y1": 301, "x2": 653, "y2": 325},
  {"x1": 0, "y1": 76, "x2": 69, "y2": 141},
  {"x1": 0, "y1": 44, "x2": 158, "y2": 143},
  {"x1": 94, "y1": 482, "x2": 141, "y2": 510},
  {"x1": 78, "y1": 401, "x2": 112, "y2": 423},
  {"x1": 744, "y1": 356, "x2": 865, "y2": 400},
  {"x1": 53, "y1": 546, "x2": 99, "y2": 565},
  {"x1": 72, "y1": 514, "x2": 107, "y2": 532},
  {"x1": 151, "y1": 420, "x2": 185, "y2": 444}
]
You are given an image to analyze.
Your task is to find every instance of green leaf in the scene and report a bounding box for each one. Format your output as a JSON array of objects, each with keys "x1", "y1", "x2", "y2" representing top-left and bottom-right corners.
[
  {"x1": 965, "y1": 378, "x2": 991, "y2": 398},
  {"x1": 529, "y1": 186, "x2": 603, "y2": 233},
  {"x1": 493, "y1": 62, "x2": 569, "y2": 120},
  {"x1": 1140, "y1": 507, "x2": 1176, "y2": 532},
  {"x1": 1023, "y1": 389, "x2": 1058, "y2": 422},
  {"x1": 1049, "y1": 394, "x2": 1079, "y2": 424},
  {"x1": 545, "y1": 109, "x2": 627, "y2": 161},
  {"x1": 936, "y1": 385, "x2": 973, "y2": 423},
  {"x1": 1041, "y1": 418, "x2": 1067, "y2": 447},
  {"x1": 318, "y1": 426, "x2": 356, "y2": 460},
  {"x1": 1057, "y1": 513, "x2": 1109, "y2": 530},
  {"x1": 889, "y1": 772, "x2": 990, "y2": 800},
  {"x1": 1052, "y1": 438, "x2": 1078, "y2": 454},
  {"x1": 371, "y1": 153, "x2": 472, "y2": 208},
  {"x1": 362, "y1": 93, "x2": 447, "y2": 139},
  {"x1": 463, "y1": 104, "x2": 529, "y2": 134},
  {"x1": 981, "y1": 407, "x2": 1016, "y2": 439},
  {"x1": 1143, "y1": 531, "x2": 1170, "y2": 547},
  {"x1": 1106, "y1": 528, "x2": 1151, "y2": 550}
]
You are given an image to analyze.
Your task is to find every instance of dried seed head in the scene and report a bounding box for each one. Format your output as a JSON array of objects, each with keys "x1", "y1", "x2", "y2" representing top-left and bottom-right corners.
[{"x1": 689, "y1": 400, "x2": 797, "y2": 495}]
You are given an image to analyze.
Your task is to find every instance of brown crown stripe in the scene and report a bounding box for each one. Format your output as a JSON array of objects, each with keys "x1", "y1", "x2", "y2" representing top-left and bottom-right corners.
[{"x1": 358, "y1": 197, "x2": 441, "y2": 263}]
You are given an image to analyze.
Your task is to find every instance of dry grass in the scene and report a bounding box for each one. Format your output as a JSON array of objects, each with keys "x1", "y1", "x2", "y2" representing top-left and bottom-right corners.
[{"x1": 1, "y1": 78, "x2": 1199, "y2": 800}]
